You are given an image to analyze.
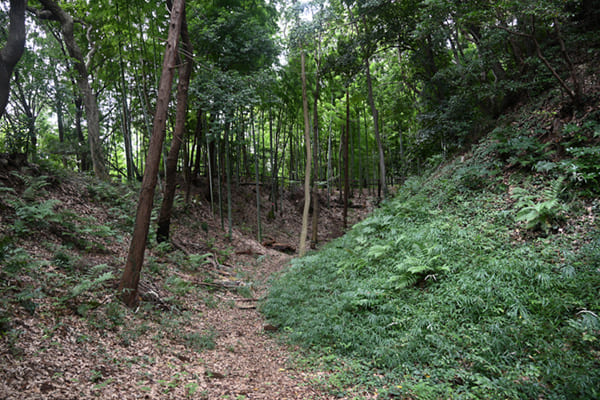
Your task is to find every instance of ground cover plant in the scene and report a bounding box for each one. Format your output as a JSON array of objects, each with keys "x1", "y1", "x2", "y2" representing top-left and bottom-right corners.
[{"x1": 263, "y1": 158, "x2": 600, "y2": 399}]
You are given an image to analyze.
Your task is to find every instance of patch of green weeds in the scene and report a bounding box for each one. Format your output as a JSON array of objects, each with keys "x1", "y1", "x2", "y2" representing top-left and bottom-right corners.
[
  {"x1": 146, "y1": 256, "x2": 165, "y2": 277},
  {"x1": 512, "y1": 178, "x2": 567, "y2": 234},
  {"x1": 183, "y1": 328, "x2": 217, "y2": 352},
  {"x1": 235, "y1": 284, "x2": 254, "y2": 299},
  {"x1": 202, "y1": 294, "x2": 219, "y2": 309},
  {"x1": 185, "y1": 381, "x2": 200, "y2": 398},
  {"x1": 119, "y1": 322, "x2": 151, "y2": 347},
  {"x1": 184, "y1": 253, "x2": 212, "y2": 271},
  {"x1": 164, "y1": 275, "x2": 194, "y2": 296}
]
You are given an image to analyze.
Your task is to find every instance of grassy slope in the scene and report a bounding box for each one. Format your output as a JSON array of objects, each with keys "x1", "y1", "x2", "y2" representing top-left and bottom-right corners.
[{"x1": 263, "y1": 108, "x2": 600, "y2": 398}]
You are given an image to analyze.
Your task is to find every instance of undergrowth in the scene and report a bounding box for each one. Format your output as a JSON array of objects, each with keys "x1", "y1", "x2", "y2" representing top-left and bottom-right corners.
[
  {"x1": 263, "y1": 165, "x2": 600, "y2": 399},
  {"x1": 0, "y1": 169, "x2": 212, "y2": 361}
]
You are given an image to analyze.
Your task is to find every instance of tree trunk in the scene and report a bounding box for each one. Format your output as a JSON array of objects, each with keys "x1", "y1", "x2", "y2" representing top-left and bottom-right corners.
[
  {"x1": 299, "y1": 50, "x2": 312, "y2": 257},
  {"x1": 365, "y1": 57, "x2": 387, "y2": 198},
  {"x1": 156, "y1": 14, "x2": 193, "y2": 243},
  {"x1": 118, "y1": 47, "x2": 135, "y2": 181},
  {"x1": 251, "y1": 109, "x2": 262, "y2": 241},
  {"x1": 0, "y1": 0, "x2": 27, "y2": 117},
  {"x1": 310, "y1": 52, "x2": 321, "y2": 248},
  {"x1": 37, "y1": 0, "x2": 108, "y2": 179},
  {"x1": 343, "y1": 90, "x2": 350, "y2": 228},
  {"x1": 52, "y1": 70, "x2": 67, "y2": 167},
  {"x1": 326, "y1": 111, "x2": 333, "y2": 209},
  {"x1": 225, "y1": 122, "x2": 233, "y2": 239},
  {"x1": 119, "y1": 0, "x2": 185, "y2": 307}
]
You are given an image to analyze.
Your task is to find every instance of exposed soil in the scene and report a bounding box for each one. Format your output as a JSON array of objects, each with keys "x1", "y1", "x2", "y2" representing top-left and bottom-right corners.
[{"x1": 0, "y1": 164, "x2": 376, "y2": 399}]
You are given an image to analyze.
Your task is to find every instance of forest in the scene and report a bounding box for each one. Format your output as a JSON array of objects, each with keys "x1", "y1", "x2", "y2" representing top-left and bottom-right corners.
[{"x1": 1, "y1": 0, "x2": 600, "y2": 398}]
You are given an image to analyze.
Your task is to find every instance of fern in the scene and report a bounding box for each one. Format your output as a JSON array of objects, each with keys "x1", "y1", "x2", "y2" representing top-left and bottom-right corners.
[
  {"x1": 67, "y1": 265, "x2": 114, "y2": 300},
  {"x1": 387, "y1": 242, "x2": 449, "y2": 290},
  {"x1": 14, "y1": 199, "x2": 62, "y2": 232},
  {"x1": 512, "y1": 179, "x2": 566, "y2": 233}
]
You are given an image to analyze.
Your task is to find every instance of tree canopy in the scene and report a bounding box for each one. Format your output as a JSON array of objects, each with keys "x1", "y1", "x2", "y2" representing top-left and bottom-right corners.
[{"x1": 0, "y1": 0, "x2": 598, "y2": 204}]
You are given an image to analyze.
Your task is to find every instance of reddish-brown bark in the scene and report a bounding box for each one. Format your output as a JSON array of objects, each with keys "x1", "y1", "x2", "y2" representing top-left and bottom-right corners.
[{"x1": 119, "y1": 0, "x2": 186, "y2": 307}]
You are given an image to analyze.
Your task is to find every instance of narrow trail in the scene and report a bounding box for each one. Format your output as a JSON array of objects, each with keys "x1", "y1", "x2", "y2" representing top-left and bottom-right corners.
[{"x1": 197, "y1": 253, "x2": 337, "y2": 400}]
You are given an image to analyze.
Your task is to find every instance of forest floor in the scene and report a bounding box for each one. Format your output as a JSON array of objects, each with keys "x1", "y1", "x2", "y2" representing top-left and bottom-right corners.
[{"x1": 0, "y1": 163, "x2": 377, "y2": 399}]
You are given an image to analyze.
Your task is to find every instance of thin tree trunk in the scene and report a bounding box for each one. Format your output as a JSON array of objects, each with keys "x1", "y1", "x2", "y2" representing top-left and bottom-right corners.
[
  {"x1": 206, "y1": 122, "x2": 215, "y2": 214},
  {"x1": 326, "y1": 110, "x2": 333, "y2": 209},
  {"x1": 156, "y1": 13, "x2": 193, "y2": 243},
  {"x1": 363, "y1": 106, "x2": 369, "y2": 193},
  {"x1": 310, "y1": 50, "x2": 321, "y2": 247},
  {"x1": 52, "y1": 70, "x2": 67, "y2": 167},
  {"x1": 365, "y1": 57, "x2": 387, "y2": 198},
  {"x1": 299, "y1": 50, "x2": 312, "y2": 257},
  {"x1": 225, "y1": 122, "x2": 233, "y2": 239},
  {"x1": 343, "y1": 90, "x2": 349, "y2": 228},
  {"x1": 251, "y1": 109, "x2": 262, "y2": 241},
  {"x1": 119, "y1": 0, "x2": 185, "y2": 307},
  {"x1": 217, "y1": 128, "x2": 224, "y2": 229},
  {"x1": 73, "y1": 95, "x2": 88, "y2": 171},
  {"x1": 116, "y1": 1, "x2": 136, "y2": 181}
]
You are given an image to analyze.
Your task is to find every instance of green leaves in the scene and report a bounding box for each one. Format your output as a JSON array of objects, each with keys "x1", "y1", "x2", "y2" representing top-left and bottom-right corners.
[
  {"x1": 264, "y1": 159, "x2": 600, "y2": 399},
  {"x1": 512, "y1": 179, "x2": 567, "y2": 233}
]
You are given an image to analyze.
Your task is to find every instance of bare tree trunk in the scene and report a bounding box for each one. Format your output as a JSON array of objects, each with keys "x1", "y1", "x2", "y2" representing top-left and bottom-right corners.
[
  {"x1": 310, "y1": 51, "x2": 321, "y2": 248},
  {"x1": 119, "y1": 0, "x2": 185, "y2": 307},
  {"x1": 326, "y1": 112, "x2": 333, "y2": 209},
  {"x1": 299, "y1": 50, "x2": 312, "y2": 257},
  {"x1": 52, "y1": 70, "x2": 67, "y2": 167},
  {"x1": 225, "y1": 122, "x2": 233, "y2": 239},
  {"x1": 36, "y1": 0, "x2": 108, "y2": 179},
  {"x1": 343, "y1": 90, "x2": 349, "y2": 228},
  {"x1": 0, "y1": 0, "x2": 27, "y2": 117},
  {"x1": 156, "y1": 14, "x2": 193, "y2": 243},
  {"x1": 251, "y1": 109, "x2": 262, "y2": 241},
  {"x1": 365, "y1": 57, "x2": 387, "y2": 198}
]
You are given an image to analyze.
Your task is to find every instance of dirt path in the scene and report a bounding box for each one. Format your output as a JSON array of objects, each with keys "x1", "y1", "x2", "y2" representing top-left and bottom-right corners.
[
  {"x1": 0, "y1": 252, "x2": 342, "y2": 400},
  {"x1": 198, "y1": 252, "x2": 336, "y2": 400}
]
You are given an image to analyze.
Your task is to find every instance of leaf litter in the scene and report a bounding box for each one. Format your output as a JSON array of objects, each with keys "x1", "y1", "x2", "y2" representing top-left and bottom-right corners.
[{"x1": 0, "y1": 167, "x2": 375, "y2": 399}]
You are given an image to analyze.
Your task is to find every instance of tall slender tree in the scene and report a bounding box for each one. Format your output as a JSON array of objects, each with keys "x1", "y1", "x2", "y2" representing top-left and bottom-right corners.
[
  {"x1": 119, "y1": 0, "x2": 185, "y2": 307},
  {"x1": 156, "y1": 11, "x2": 194, "y2": 243},
  {"x1": 299, "y1": 49, "x2": 312, "y2": 257}
]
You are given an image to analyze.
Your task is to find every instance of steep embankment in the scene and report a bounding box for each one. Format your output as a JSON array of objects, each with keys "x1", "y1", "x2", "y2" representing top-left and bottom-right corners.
[{"x1": 263, "y1": 93, "x2": 600, "y2": 398}]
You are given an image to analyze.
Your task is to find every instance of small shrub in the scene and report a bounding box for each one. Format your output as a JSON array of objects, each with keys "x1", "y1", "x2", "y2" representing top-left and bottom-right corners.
[
  {"x1": 183, "y1": 329, "x2": 217, "y2": 352},
  {"x1": 164, "y1": 275, "x2": 194, "y2": 296},
  {"x1": 512, "y1": 179, "x2": 567, "y2": 233}
]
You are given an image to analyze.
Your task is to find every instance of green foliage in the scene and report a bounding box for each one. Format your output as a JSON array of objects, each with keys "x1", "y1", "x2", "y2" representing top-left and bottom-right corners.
[
  {"x1": 491, "y1": 126, "x2": 552, "y2": 169},
  {"x1": 68, "y1": 265, "x2": 114, "y2": 299},
  {"x1": 560, "y1": 145, "x2": 600, "y2": 193},
  {"x1": 13, "y1": 199, "x2": 63, "y2": 234},
  {"x1": 164, "y1": 275, "x2": 194, "y2": 296},
  {"x1": 182, "y1": 329, "x2": 217, "y2": 352},
  {"x1": 530, "y1": 121, "x2": 600, "y2": 195},
  {"x1": 263, "y1": 165, "x2": 600, "y2": 399},
  {"x1": 19, "y1": 174, "x2": 51, "y2": 201},
  {"x1": 512, "y1": 179, "x2": 567, "y2": 233}
]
